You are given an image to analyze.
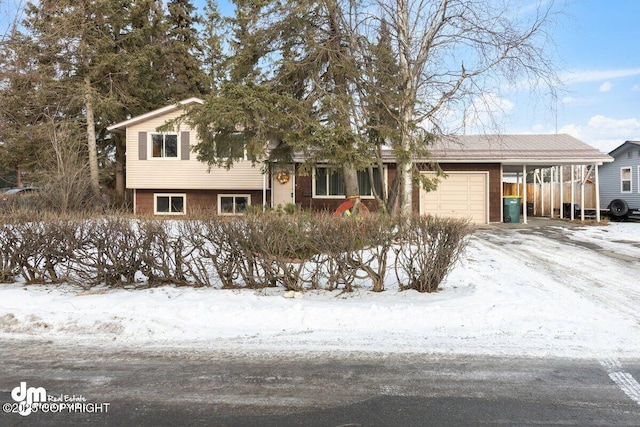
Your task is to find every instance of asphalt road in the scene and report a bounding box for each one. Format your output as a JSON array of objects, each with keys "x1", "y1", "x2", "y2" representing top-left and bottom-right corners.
[{"x1": 1, "y1": 341, "x2": 639, "y2": 426}]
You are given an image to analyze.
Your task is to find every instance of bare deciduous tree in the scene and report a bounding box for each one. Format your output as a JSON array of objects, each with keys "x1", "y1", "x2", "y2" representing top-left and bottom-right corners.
[{"x1": 379, "y1": 0, "x2": 559, "y2": 214}]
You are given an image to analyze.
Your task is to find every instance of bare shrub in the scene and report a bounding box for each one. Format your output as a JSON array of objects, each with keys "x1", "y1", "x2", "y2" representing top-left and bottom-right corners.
[
  {"x1": 346, "y1": 215, "x2": 398, "y2": 292},
  {"x1": 307, "y1": 214, "x2": 399, "y2": 292},
  {"x1": 312, "y1": 215, "x2": 363, "y2": 292},
  {"x1": 188, "y1": 218, "x2": 246, "y2": 288},
  {"x1": 241, "y1": 214, "x2": 322, "y2": 291},
  {"x1": 0, "y1": 212, "x2": 472, "y2": 293},
  {"x1": 177, "y1": 219, "x2": 217, "y2": 287},
  {"x1": 393, "y1": 215, "x2": 472, "y2": 293},
  {"x1": 137, "y1": 220, "x2": 202, "y2": 286},
  {"x1": 69, "y1": 217, "x2": 143, "y2": 288},
  {"x1": 0, "y1": 222, "x2": 18, "y2": 282},
  {"x1": 0, "y1": 217, "x2": 74, "y2": 284}
]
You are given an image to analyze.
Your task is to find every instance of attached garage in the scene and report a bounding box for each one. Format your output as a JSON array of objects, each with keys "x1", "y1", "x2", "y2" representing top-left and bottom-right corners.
[{"x1": 419, "y1": 172, "x2": 489, "y2": 224}]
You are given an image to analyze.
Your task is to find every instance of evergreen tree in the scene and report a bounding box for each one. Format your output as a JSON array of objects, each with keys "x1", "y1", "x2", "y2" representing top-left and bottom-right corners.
[
  {"x1": 164, "y1": 0, "x2": 209, "y2": 98},
  {"x1": 201, "y1": 0, "x2": 226, "y2": 91},
  {"x1": 189, "y1": 0, "x2": 368, "y2": 198}
]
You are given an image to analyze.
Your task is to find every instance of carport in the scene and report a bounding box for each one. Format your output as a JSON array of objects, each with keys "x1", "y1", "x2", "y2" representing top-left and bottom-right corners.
[{"x1": 425, "y1": 134, "x2": 614, "y2": 224}]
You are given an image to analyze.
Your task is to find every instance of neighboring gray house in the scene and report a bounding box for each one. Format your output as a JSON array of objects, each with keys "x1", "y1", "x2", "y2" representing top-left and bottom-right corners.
[{"x1": 599, "y1": 141, "x2": 640, "y2": 218}]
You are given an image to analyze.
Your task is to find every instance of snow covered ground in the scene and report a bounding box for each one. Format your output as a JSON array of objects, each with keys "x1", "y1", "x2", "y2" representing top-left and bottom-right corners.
[{"x1": 1, "y1": 220, "x2": 639, "y2": 359}]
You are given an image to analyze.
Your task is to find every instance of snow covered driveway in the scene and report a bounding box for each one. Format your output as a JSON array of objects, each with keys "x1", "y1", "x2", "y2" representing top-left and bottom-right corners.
[
  {"x1": 1, "y1": 220, "x2": 639, "y2": 359},
  {"x1": 476, "y1": 223, "x2": 640, "y2": 328}
]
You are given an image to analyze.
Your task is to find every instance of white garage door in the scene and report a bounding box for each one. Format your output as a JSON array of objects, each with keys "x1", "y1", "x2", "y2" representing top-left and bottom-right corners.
[{"x1": 420, "y1": 172, "x2": 488, "y2": 224}]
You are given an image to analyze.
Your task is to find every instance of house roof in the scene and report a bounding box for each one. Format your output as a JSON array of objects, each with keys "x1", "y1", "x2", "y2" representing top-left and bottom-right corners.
[
  {"x1": 607, "y1": 140, "x2": 640, "y2": 157},
  {"x1": 432, "y1": 134, "x2": 611, "y2": 164},
  {"x1": 393, "y1": 134, "x2": 613, "y2": 168},
  {"x1": 107, "y1": 97, "x2": 204, "y2": 133}
]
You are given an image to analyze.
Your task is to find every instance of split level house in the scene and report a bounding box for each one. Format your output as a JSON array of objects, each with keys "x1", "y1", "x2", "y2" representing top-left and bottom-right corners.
[{"x1": 108, "y1": 98, "x2": 613, "y2": 224}]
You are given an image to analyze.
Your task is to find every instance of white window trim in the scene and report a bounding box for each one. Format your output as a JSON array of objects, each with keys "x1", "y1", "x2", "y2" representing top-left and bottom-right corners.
[
  {"x1": 621, "y1": 166, "x2": 632, "y2": 193},
  {"x1": 149, "y1": 132, "x2": 180, "y2": 160},
  {"x1": 154, "y1": 193, "x2": 186, "y2": 215},
  {"x1": 218, "y1": 194, "x2": 251, "y2": 215},
  {"x1": 312, "y1": 166, "x2": 387, "y2": 199}
]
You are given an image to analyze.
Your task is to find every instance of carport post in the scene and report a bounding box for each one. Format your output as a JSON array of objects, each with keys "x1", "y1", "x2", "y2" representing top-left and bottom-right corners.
[
  {"x1": 533, "y1": 170, "x2": 537, "y2": 215},
  {"x1": 595, "y1": 164, "x2": 601, "y2": 222},
  {"x1": 580, "y1": 165, "x2": 585, "y2": 221},
  {"x1": 570, "y1": 165, "x2": 575, "y2": 221},
  {"x1": 522, "y1": 164, "x2": 528, "y2": 224},
  {"x1": 538, "y1": 170, "x2": 544, "y2": 216},
  {"x1": 550, "y1": 167, "x2": 555, "y2": 219},
  {"x1": 559, "y1": 166, "x2": 564, "y2": 219}
]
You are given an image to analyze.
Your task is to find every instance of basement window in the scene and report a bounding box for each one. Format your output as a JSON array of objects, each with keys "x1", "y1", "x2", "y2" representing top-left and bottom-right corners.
[
  {"x1": 218, "y1": 194, "x2": 250, "y2": 215},
  {"x1": 155, "y1": 194, "x2": 186, "y2": 215}
]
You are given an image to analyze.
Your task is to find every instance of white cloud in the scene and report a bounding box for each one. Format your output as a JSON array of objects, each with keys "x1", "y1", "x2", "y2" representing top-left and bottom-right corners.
[
  {"x1": 562, "y1": 68, "x2": 640, "y2": 85},
  {"x1": 599, "y1": 81, "x2": 612, "y2": 92},
  {"x1": 559, "y1": 115, "x2": 640, "y2": 153},
  {"x1": 632, "y1": 84, "x2": 640, "y2": 92}
]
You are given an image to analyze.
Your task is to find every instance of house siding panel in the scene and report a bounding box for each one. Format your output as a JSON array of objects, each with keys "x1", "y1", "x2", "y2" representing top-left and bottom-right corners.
[
  {"x1": 599, "y1": 144, "x2": 640, "y2": 209},
  {"x1": 126, "y1": 109, "x2": 264, "y2": 190}
]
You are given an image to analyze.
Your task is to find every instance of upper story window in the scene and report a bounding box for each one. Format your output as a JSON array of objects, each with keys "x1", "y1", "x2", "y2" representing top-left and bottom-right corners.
[
  {"x1": 151, "y1": 133, "x2": 178, "y2": 158},
  {"x1": 621, "y1": 167, "x2": 632, "y2": 193},
  {"x1": 215, "y1": 135, "x2": 246, "y2": 159},
  {"x1": 314, "y1": 167, "x2": 383, "y2": 198}
]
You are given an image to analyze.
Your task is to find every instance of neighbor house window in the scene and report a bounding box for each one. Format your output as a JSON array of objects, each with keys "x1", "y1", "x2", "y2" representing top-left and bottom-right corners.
[
  {"x1": 218, "y1": 194, "x2": 250, "y2": 215},
  {"x1": 151, "y1": 133, "x2": 178, "y2": 158},
  {"x1": 154, "y1": 194, "x2": 185, "y2": 215},
  {"x1": 314, "y1": 167, "x2": 383, "y2": 198},
  {"x1": 621, "y1": 167, "x2": 632, "y2": 193}
]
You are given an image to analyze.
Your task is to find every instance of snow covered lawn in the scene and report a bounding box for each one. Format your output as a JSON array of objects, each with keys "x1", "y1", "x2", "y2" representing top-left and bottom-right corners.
[{"x1": 1, "y1": 220, "x2": 639, "y2": 358}]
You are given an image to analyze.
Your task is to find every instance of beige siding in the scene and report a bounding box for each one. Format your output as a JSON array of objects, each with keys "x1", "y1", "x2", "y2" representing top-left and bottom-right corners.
[{"x1": 126, "y1": 109, "x2": 264, "y2": 190}]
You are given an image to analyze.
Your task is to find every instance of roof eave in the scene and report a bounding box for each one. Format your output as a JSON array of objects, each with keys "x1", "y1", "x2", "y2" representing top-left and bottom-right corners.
[{"x1": 107, "y1": 97, "x2": 204, "y2": 132}]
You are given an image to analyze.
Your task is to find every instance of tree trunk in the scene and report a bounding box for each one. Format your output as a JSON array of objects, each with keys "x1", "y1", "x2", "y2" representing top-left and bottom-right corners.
[
  {"x1": 396, "y1": 0, "x2": 414, "y2": 217},
  {"x1": 84, "y1": 75, "x2": 101, "y2": 201},
  {"x1": 342, "y1": 164, "x2": 360, "y2": 198},
  {"x1": 15, "y1": 166, "x2": 22, "y2": 188},
  {"x1": 115, "y1": 135, "x2": 126, "y2": 206}
]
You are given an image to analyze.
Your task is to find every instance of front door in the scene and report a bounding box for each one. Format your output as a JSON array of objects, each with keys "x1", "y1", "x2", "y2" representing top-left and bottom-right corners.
[{"x1": 272, "y1": 165, "x2": 295, "y2": 208}]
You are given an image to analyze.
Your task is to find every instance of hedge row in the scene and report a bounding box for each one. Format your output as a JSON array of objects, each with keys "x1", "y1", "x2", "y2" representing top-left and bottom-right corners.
[{"x1": 0, "y1": 213, "x2": 472, "y2": 293}]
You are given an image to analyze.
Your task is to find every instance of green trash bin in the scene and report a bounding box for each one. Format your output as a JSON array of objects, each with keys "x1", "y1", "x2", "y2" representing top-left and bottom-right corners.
[{"x1": 503, "y1": 196, "x2": 521, "y2": 223}]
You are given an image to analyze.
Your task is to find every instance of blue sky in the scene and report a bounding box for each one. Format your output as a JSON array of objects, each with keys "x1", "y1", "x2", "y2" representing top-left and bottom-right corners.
[
  {"x1": 3, "y1": 0, "x2": 639, "y2": 153},
  {"x1": 507, "y1": 0, "x2": 640, "y2": 153}
]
